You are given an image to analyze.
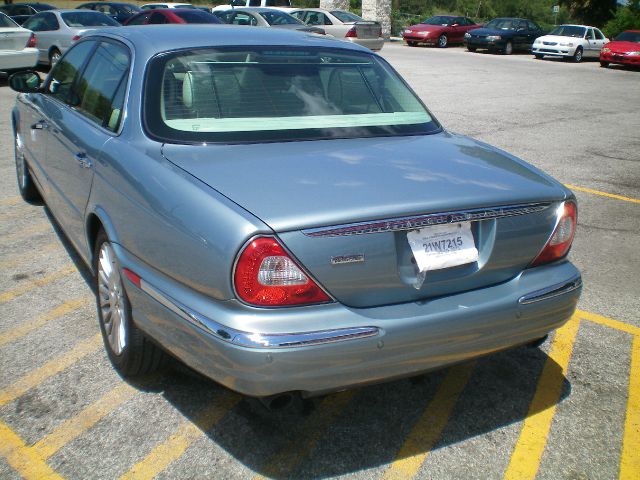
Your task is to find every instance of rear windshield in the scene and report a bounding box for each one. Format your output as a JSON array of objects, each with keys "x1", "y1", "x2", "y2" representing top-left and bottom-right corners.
[
  {"x1": 484, "y1": 18, "x2": 517, "y2": 30},
  {"x1": 330, "y1": 10, "x2": 362, "y2": 23},
  {"x1": 174, "y1": 10, "x2": 221, "y2": 22},
  {"x1": 615, "y1": 31, "x2": 640, "y2": 43},
  {"x1": 421, "y1": 16, "x2": 454, "y2": 26},
  {"x1": 550, "y1": 25, "x2": 586, "y2": 38},
  {"x1": 0, "y1": 12, "x2": 19, "y2": 26},
  {"x1": 33, "y1": 4, "x2": 56, "y2": 11},
  {"x1": 259, "y1": 10, "x2": 299, "y2": 25},
  {"x1": 62, "y1": 11, "x2": 120, "y2": 26},
  {"x1": 145, "y1": 47, "x2": 439, "y2": 144}
]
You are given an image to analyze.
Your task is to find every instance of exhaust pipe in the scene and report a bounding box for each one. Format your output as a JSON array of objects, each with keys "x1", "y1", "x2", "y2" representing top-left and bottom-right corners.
[{"x1": 258, "y1": 392, "x2": 297, "y2": 411}]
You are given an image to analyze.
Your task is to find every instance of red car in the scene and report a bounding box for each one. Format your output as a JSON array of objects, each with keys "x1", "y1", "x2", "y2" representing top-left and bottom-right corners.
[
  {"x1": 402, "y1": 15, "x2": 481, "y2": 48},
  {"x1": 600, "y1": 30, "x2": 640, "y2": 68},
  {"x1": 124, "y1": 8, "x2": 222, "y2": 25}
]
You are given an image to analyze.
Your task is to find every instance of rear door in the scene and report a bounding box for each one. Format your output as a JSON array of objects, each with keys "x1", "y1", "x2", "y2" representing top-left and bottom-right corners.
[
  {"x1": 40, "y1": 39, "x2": 130, "y2": 247},
  {"x1": 584, "y1": 28, "x2": 596, "y2": 57}
]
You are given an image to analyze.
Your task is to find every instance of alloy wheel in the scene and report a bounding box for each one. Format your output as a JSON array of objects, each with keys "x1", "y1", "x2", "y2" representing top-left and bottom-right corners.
[
  {"x1": 98, "y1": 242, "x2": 127, "y2": 356},
  {"x1": 438, "y1": 35, "x2": 447, "y2": 48}
]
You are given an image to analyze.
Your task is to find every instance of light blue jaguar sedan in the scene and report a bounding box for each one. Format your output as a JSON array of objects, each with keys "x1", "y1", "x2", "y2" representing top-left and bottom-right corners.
[{"x1": 9, "y1": 25, "x2": 581, "y2": 405}]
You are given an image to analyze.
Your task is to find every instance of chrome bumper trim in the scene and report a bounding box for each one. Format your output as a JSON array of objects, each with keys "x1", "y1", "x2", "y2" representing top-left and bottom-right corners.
[
  {"x1": 518, "y1": 274, "x2": 582, "y2": 305},
  {"x1": 302, "y1": 202, "x2": 551, "y2": 237},
  {"x1": 138, "y1": 279, "x2": 379, "y2": 349}
]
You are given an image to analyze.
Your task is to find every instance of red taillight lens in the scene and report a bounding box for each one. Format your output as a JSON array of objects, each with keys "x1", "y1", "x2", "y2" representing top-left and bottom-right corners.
[
  {"x1": 531, "y1": 201, "x2": 577, "y2": 267},
  {"x1": 234, "y1": 237, "x2": 331, "y2": 307},
  {"x1": 26, "y1": 33, "x2": 37, "y2": 48},
  {"x1": 345, "y1": 26, "x2": 357, "y2": 38},
  {"x1": 71, "y1": 35, "x2": 81, "y2": 41}
]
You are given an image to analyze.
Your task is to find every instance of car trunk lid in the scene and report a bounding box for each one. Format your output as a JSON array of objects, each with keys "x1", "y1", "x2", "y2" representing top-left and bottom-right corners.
[{"x1": 0, "y1": 28, "x2": 31, "y2": 51}]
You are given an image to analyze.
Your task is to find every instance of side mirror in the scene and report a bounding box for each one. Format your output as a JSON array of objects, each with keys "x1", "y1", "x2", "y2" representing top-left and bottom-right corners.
[{"x1": 8, "y1": 71, "x2": 42, "y2": 93}]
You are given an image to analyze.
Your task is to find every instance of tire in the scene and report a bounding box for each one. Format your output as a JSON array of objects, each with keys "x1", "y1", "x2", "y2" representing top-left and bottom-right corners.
[
  {"x1": 94, "y1": 230, "x2": 165, "y2": 376},
  {"x1": 49, "y1": 48, "x2": 61, "y2": 67},
  {"x1": 467, "y1": 46, "x2": 476, "y2": 52},
  {"x1": 437, "y1": 34, "x2": 447, "y2": 48},
  {"x1": 572, "y1": 47, "x2": 583, "y2": 63},
  {"x1": 600, "y1": 61, "x2": 609, "y2": 68},
  {"x1": 503, "y1": 40, "x2": 513, "y2": 55},
  {"x1": 534, "y1": 53, "x2": 544, "y2": 59},
  {"x1": 407, "y1": 41, "x2": 417, "y2": 47},
  {"x1": 14, "y1": 129, "x2": 41, "y2": 202}
]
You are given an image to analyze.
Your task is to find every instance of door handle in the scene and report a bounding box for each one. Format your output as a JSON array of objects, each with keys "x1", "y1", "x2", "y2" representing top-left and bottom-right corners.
[
  {"x1": 74, "y1": 152, "x2": 92, "y2": 169},
  {"x1": 30, "y1": 120, "x2": 48, "y2": 130}
]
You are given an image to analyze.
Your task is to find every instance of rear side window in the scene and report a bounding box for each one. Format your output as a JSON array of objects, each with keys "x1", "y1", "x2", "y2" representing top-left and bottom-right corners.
[
  {"x1": 61, "y1": 11, "x2": 120, "y2": 26},
  {"x1": 71, "y1": 41, "x2": 130, "y2": 131},
  {"x1": 173, "y1": 10, "x2": 221, "y2": 23},
  {"x1": 594, "y1": 29, "x2": 605, "y2": 40},
  {"x1": 145, "y1": 47, "x2": 438, "y2": 143},
  {"x1": 47, "y1": 40, "x2": 97, "y2": 103},
  {"x1": 23, "y1": 12, "x2": 59, "y2": 31},
  {"x1": 127, "y1": 12, "x2": 150, "y2": 24},
  {"x1": 0, "y1": 13, "x2": 18, "y2": 27}
]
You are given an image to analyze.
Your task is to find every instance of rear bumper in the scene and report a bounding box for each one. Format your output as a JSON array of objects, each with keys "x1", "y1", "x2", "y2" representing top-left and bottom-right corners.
[
  {"x1": 345, "y1": 37, "x2": 385, "y2": 51},
  {"x1": 600, "y1": 51, "x2": 640, "y2": 66},
  {"x1": 0, "y1": 48, "x2": 38, "y2": 72},
  {"x1": 119, "y1": 242, "x2": 581, "y2": 397}
]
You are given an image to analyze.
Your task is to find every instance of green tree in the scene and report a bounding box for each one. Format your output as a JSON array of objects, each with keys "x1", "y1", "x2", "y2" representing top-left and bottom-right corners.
[
  {"x1": 560, "y1": 0, "x2": 617, "y2": 26},
  {"x1": 603, "y1": 0, "x2": 640, "y2": 37}
]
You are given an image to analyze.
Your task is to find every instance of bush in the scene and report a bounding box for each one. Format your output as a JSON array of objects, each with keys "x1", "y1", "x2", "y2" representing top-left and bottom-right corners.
[{"x1": 603, "y1": 0, "x2": 640, "y2": 38}]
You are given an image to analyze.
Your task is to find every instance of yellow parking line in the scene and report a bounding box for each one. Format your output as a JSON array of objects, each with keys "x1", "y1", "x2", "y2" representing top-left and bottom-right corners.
[
  {"x1": 0, "y1": 196, "x2": 23, "y2": 207},
  {"x1": 383, "y1": 363, "x2": 476, "y2": 480},
  {"x1": 0, "y1": 297, "x2": 92, "y2": 347},
  {"x1": 33, "y1": 383, "x2": 137, "y2": 460},
  {"x1": 255, "y1": 391, "x2": 356, "y2": 479},
  {"x1": 0, "y1": 265, "x2": 77, "y2": 305},
  {"x1": 503, "y1": 316, "x2": 581, "y2": 480},
  {"x1": 0, "y1": 243, "x2": 62, "y2": 270},
  {"x1": 0, "y1": 333, "x2": 102, "y2": 407},
  {"x1": 120, "y1": 392, "x2": 240, "y2": 480},
  {"x1": 2, "y1": 222, "x2": 52, "y2": 243},
  {"x1": 577, "y1": 309, "x2": 640, "y2": 336},
  {"x1": 620, "y1": 335, "x2": 640, "y2": 480},
  {"x1": 564, "y1": 184, "x2": 640, "y2": 204},
  {"x1": 0, "y1": 420, "x2": 64, "y2": 480}
]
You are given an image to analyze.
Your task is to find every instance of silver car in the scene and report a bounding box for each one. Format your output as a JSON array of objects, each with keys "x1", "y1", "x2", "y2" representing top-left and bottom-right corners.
[
  {"x1": 0, "y1": 12, "x2": 38, "y2": 73},
  {"x1": 9, "y1": 26, "x2": 581, "y2": 405},
  {"x1": 212, "y1": 7, "x2": 325, "y2": 34},
  {"x1": 20, "y1": 9, "x2": 119, "y2": 66}
]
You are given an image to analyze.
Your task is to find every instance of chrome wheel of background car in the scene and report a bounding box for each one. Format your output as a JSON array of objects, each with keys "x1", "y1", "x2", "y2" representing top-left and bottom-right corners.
[
  {"x1": 437, "y1": 34, "x2": 447, "y2": 48},
  {"x1": 504, "y1": 41, "x2": 513, "y2": 55},
  {"x1": 14, "y1": 130, "x2": 40, "y2": 202},
  {"x1": 573, "y1": 47, "x2": 583, "y2": 63},
  {"x1": 49, "y1": 48, "x2": 61, "y2": 66},
  {"x1": 98, "y1": 242, "x2": 127, "y2": 356}
]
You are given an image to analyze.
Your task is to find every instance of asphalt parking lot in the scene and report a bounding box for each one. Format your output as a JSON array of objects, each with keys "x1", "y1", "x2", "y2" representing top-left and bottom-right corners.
[{"x1": 1, "y1": 41, "x2": 639, "y2": 480}]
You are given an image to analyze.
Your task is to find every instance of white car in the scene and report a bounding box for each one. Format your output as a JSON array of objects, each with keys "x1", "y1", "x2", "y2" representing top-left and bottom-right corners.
[
  {"x1": 532, "y1": 24, "x2": 608, "y2": 62},
  {"x1": 0, "y1": 12, "x2": 38, "y2": 74},
  {"x1": 140, "y1": 3, "x2": 196, "y2": 9},
  {"x1": 290, "y1": 8, "x2": 384, "y2": 51}
]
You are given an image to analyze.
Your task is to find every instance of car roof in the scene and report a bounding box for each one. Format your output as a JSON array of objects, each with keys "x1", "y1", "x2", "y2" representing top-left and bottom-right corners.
[
  {"x1": 557, "y1": 24, "x2": 594, "y2": 28},
  {"x1": 88, "y1": 24, "x2": 368, "y2": 55},
  {"x1": 221, "y1": 7, "x2": 287, "y2": 12}
]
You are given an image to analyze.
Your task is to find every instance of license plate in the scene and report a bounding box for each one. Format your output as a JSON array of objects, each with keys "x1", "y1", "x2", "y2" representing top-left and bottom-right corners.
[{"x1": 407, "y1": 222, "x2": 479, "y2": 272}]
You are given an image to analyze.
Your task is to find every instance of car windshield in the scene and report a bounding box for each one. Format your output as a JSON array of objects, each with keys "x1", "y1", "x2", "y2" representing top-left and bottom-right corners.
[
  {"x1": 145, "y1": 47, "x2": 438, "y2": 143},
  {"x1": 174, "y1": 10, "x2": 220, "y2": 22},
  {"x1": 484, "y1": 18, "x2": 517, "y2": 30},
  {"x1": 33, "y1": 4, "x2": 56, "y2": 11},
  {"x1": 259, "y1": 10, "x2": 299, "y2": 25},
  {"x1": 330, "y1": 10, "x2": 361, "y2": 23},
  {"x1": 0, "y1": 12, "x2": 19, "y2": 26},
  {"x1": 615, "y1": 31, "x2": 640, "y2": 43},
  {"x1": 420, "y1": 16, "x2": 454, "y2": 26},
  {"x1": 550, "y1": 25, "x2": 586, "y2": 38},
  {"x1": 264, "y1": 0, "x2": 291, "y2": 7},
  {"x1": 62, "y1": 11, "x2": 120, "y2": 26}
]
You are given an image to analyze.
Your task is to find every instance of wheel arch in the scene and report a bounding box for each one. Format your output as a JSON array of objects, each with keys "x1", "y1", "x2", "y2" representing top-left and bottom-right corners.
[{"x1": 85, "y1": 207, "x2": 120, "y2": 273}]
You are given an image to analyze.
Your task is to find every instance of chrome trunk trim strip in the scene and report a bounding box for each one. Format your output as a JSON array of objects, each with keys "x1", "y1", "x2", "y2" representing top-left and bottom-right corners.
[
  {"x1": 302, "y1": 203, "x2": 551, "y2": 237},
  {"x1": 518, "y1": 274, "x2": 582, "y2": 305},
  {"x1": 138, "y1": 279, "x2": 379, "y2": 349}
]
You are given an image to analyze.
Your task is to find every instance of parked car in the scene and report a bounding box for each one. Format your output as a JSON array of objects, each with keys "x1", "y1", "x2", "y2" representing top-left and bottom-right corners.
[
  {"x1": 290, "y1": 8, "x2": 383, "y2": 51},
  {"x1": 599, "y1": 30, "x2": 640, "y2": 68},
  {"x1": 9, "y1": 25, "x2": 581, "y2": 403},
  {"x1": 213, "y1": 8, "x2": 324, "y2": 35},
  {"x1": 140, "y1": 3, "x2": 196, "y2": 9},
  {"x1": 212, "y1": 0, "x2": 292, "y2": 11},
  {"x1": 124, "y1": 8, "x2": 221, "y2": 25},
  {"x1": 21, "y1": 9, "x2": 120, "y2": 66},
  {"x1": 76, "y1": 2, "x2": 141, "y2": 24},
  {"x1": 402, "y1": 15, "x2": 480, "y2": 48},
  {"x1": 464, "y1": 17, "x2": 544, "y2": 54},
  {"x1": 532, "y1": 25, "x2": 608, "y2": 62},
  {"x1": 0, "y1": 12, "x2": 38, "y2": 74},
  {"x1": 0, "y1": 2, "x2": 55, "y2": 25}
]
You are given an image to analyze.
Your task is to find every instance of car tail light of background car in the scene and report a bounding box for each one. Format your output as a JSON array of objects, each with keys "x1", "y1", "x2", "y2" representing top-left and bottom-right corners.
[
  {"x1": 345, "y1": 26, "x2": 357, "y2": 38},
  {"x1": 26, "y1": 33, "x2": 37, "y2": 48},
  {"x1": 72, "y1": 35, "x2": 82, "y2": 41},
  {"x1": 531, "y1": 201, "x2": 577, "y2": 267},
  {"x1": 234, "y1": 237, "x2": 332, "y2": 307}
]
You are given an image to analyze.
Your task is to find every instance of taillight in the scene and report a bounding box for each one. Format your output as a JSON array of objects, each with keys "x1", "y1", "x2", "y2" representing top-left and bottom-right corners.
[
  {"x1": 530, "y1": 201, "x2": 577, "y2": 267},
  {"x1": 234, "y1": 237, "x2": 331, "y2": 307},
  {"x1": 26, "y1": 33, "x2": 37, "y2": 48},
  {"x1": 377, "y1": 26, "x2": 382, "y2": 37},
  {"x1": 71, "y1": 35, "x2": 81, "y2": 41},
  {"x1": 345, "y1": 26, "x2": 357, "y2": 38}
]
